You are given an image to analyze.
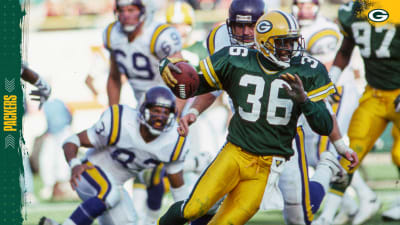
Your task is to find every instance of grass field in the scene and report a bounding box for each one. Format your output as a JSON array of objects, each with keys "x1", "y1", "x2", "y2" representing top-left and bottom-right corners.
[
  {"x1": 21, "y1": 195, "x2": 400, "y2": 225},
  {"x1": 22, "y1": 155, "x2": 400, "y2": 225}
]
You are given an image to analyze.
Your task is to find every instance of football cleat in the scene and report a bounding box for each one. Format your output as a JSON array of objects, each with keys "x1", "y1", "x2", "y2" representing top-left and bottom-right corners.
[
  {"x1": 382, "y1": 204, "x2": 400, "y2": 221},
  {"x1": 333, "y1": 208, "x2": 357, "y2": 225},
  {"x1": 38, "y1": 217, "x2": 59, "y2": 225},
  {"x1": 318, "y1": 151, "x2": 347, "y2": 184},
  {"x1": 332, "y1": 195, "x2": 358, "y2": 225},
  {"x1": 352, "y1": 195, "x2": 381, "y2": 225}
]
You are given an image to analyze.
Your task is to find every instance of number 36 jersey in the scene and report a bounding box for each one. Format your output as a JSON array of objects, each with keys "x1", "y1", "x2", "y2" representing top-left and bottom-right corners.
[
  {"x1": 338, "y1": 1, "x2": 400, "y2": 90},
  {"x1": 85, "y1": 104, "x2": 189, "y2": 185},
  {"x1": 103, "y1": 21, "x2": 182, "y2": 101},
  {"x1": 199, "y1": 47, "x2": 335, "y2": 157}
]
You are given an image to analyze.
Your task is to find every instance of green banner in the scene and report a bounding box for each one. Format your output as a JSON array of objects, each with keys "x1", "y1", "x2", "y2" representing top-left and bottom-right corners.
[{"x1": 1, "y1": 0, "x2": 24, "y2": 224}]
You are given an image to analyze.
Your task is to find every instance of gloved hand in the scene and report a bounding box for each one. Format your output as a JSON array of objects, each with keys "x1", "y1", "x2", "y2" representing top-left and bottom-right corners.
[
  {"x1": 394, "y1": 94, "x2": 400, "y2": 112},
  {"x1": 30, "y1": 77, "x2": 51, "y2": 109},
  {"x1": 280, "y1": 72, "x2": 308, "y2": 104},
  {"x1": 159, "y1": 57, "x2": 188, "y2": 88}
]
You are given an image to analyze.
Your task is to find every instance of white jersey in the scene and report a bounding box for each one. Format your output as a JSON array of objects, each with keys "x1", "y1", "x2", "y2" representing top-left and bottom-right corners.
[
  {"x1": 206, "y1": 23, "x2": 231, "y2": 56},
  {"x1": 301, "y1": 15, "x2": 341, "y2": 64},
  {"x1": 103, "y1": 21, "x2": 182, "y2": 101},
  {"x1": 86, "y1": 104, "x2": 189, "y2": 185}
]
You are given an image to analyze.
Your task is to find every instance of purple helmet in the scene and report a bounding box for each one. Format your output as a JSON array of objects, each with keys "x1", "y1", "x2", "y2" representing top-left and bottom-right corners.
[
  {"x1": 116, "y1": 0, "x2": 146, "y2": 33},
  {"x1": 292, "y1": 0, "x2": 320, "y2": 27},
  {"x1": 226, "y1": 0, "x2": 266, "y2": 46},
  {"x1": 139, "y1": 86, "x2": 177, "y2": 135}
]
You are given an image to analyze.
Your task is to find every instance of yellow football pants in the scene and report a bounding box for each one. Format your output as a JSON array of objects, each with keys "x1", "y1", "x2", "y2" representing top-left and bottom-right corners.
[
  {"x1": 340, "y1": 85, "x2": 400, "y2": 173},
  {"x1": 182, "y1": 142, "x2": 283, "y2": 225},
  {"x1": 391, "y1": 125, "x2": 400, "y2": 167}
]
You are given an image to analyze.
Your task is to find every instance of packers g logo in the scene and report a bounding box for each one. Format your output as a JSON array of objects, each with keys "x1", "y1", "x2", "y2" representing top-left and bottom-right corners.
[
  {"x1": 368, "y1": 9, "x2": 389, "y2": 22},
  {"x1": 256, "y1": 20, "x2": 272, "y2": 33}
]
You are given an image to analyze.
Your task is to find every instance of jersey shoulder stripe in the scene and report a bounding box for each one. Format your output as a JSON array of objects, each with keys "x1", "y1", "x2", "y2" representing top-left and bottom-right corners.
[
  {"x1": 199, "y1": 57, "x2": 222, "y2": 89},
  {"x1": 307, "y1": 82, "x2": 335, "y2": 102},
  {"x1": 108, "y1": 104, "x2": 123, "y2": 145},
  {"x1": 150, "y1": 24, "x2": 172, "y2": 55},
  {"x1": 207, "y1": 24, "x2": 225, "y2": 55},
  {"x1": 307, "y1": 28, "x2": 341, "y2": 51},
  {"x1": 105, "y1": 21, "x2": 118, "y2": 50},
  {"x1": 169, "y1": 136, "x2": 187, "y2": 162}
]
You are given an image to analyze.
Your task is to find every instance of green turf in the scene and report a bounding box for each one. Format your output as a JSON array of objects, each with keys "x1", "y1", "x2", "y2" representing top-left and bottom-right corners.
[
  {"x1": 22, "y1": 190, "x2": 400, "y2": 225},
  {"x1": 23, "y1": 162, "x2": 400, "y2": 225}
]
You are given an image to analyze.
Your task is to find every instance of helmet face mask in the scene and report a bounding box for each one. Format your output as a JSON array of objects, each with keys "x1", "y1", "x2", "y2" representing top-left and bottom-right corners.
[
  {"x1": 139, "y1": 86, "x2": 177, "y2": 136},
  {"x1": 144, "y1": 106, "x2": 173, "y2": 135},
  {"x1": 227, "y1": 0, "x2": 266, "y2": 47},
  {"x1": 227, "y1": 20, "x2": 257, "y2": 47},
  {"x1": 292, "y1": 0, "x2": 320, "y2": 27},
  {"x1": 267, "y1": 35, "x2": 304, "y2": 63},
  {"x1": 255, "y1": 10, "x2": 305, "y2": 68},
  {"x1": 116, "y1": 0, "x2": 146, "y2": 33}
]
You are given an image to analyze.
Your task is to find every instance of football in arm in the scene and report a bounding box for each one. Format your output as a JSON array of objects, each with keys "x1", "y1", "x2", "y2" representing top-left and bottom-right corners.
[{"x1": 171, "y1": 61, "x2": 199, "y2": 99}]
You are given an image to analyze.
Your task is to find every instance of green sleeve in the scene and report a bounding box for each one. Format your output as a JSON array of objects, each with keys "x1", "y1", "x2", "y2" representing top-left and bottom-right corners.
[
  {"x1": 300, "y1": 99, "x2": 333, "y2": 136},
  {"x1": 194, "y1": 74, "x2": 216, "y2": 95},
  {"x1": 300, "y1": 58, "x2": 336, "y2": 102},
  {"x1": 337, "y1": 1, "x2": 357, "y2": 39},
  {"x1": 199, "y1": 47, "x2": 233, "y2": 90}
]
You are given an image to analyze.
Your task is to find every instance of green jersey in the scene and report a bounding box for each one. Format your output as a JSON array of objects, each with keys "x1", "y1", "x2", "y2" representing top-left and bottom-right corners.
[
  {"x1": 338, "y1": 1, "x2": 400, "y2": 90},
  {"x1": 198, "y1": 46, "x2": 335, "y2": 157},
  {"x1": 182, "y1": 41, "x2": 209, "y2": 72}
]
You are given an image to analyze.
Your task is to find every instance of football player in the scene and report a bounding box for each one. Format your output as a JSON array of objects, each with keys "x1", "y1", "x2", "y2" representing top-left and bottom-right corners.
[
  {"x1": 180, "y1": 1, "x2": 357, "y2": 224},
  {"x1": 105, "y1": 0, "x2": 183, "y2": 105},
  {"x1": 166, "y1": 1, "x2": 209, "y2": 71},
  {"x1": 291, "y1": 1, "x2": 378, "y2": 225},
  {"x1": 157, "y1": 10, "x2": 357, "y2": 225},
  {"x1": 325, "y1": 1, "x2": 400, "y2": 224},
  {"x1": 179, "y1": 0, "x2": 266, "y2": 135},
  {"x1": 21, "y1": 65, "x2": 52, "y2": 109},
  {"x1": 38, "y1": 86, "x2": 190, "y2": 225},
  {"x1": 131, "y1": 3, "x2": 213, "y2": 225},
  {"x1": 104, "y1": 1, "x2": 186, "y2": 223},
  {"x1": 21, "y1": 64, "x2": 52, "y2": 204}
]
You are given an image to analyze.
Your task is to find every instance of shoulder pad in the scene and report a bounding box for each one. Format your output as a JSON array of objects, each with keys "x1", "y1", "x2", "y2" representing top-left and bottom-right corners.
[
  {"x1": 307, "y1": 28, "x2": 341, "y2": 54},
  {"x1": 103, "y1": 21, "x2": 119, "y2": 51},
  {"x1": 207, "y1": 23, "x2": 230, "y2": 55},
  {"x1": 104, "y1": 104, "x2": 124, "y2": 145}
]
